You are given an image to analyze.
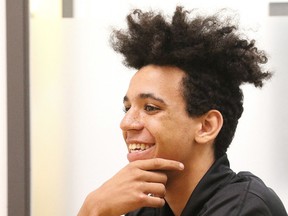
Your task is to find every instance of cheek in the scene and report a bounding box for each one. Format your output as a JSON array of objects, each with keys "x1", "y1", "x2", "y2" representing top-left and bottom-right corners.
[
  {"x1": 150, "y1": 120, "x2": 194, "y2": 156},
  {"x1": 155, "y1": 114, "x2": 195, "y2": 142},
  {"x1": 144, "y1": 111, "x2": 197, "y2": 154}
]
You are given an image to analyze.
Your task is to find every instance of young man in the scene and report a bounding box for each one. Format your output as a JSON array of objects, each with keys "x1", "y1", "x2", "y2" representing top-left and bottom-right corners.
[{"x1": 78, "y1": 7, "x2": 287, "y2": 216}]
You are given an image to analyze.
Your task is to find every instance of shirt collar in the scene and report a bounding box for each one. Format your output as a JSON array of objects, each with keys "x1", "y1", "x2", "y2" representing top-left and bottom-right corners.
[{"x1": 163, "y1": 154, "x2": 235, "y2": 216}]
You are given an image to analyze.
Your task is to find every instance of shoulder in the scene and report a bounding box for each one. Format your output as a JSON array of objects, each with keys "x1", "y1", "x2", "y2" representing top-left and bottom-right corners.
[
  {"x1": 236, "y1": 171, "x2": 287, "y2": 216},
  {"x1": 200, "y1": 171, "x2": 287, "y2": 216}
]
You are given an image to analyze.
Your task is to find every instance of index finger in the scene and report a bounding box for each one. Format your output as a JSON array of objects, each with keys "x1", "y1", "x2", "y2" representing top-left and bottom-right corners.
[{"x1": 132, "y1": 158, "x2": 184, "y2": 171}]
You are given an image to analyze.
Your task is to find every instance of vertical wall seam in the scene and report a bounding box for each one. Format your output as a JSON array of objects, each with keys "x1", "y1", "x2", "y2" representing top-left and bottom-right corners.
[{"x1": 6, "y1": 0, "x2": 30, "y2": 215}]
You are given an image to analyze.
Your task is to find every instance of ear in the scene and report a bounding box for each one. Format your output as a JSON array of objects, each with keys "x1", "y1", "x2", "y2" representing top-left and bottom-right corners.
[{"x1": 195, "y1": 110, "x2": 223, "y2": 144}]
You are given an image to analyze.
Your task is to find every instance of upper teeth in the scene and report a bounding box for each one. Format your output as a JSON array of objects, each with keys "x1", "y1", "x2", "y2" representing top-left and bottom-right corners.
[{"x1": 129, "y1": 144, "x2": 152, "y2": 152}]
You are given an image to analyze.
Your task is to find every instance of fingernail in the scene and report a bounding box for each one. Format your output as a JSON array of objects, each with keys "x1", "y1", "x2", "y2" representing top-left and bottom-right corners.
[{"x1": 179, "y1": 163, "x2": 184, "y2": 170}]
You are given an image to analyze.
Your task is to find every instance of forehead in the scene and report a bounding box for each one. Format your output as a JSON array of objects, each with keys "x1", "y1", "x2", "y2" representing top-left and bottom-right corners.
[{"x1": 125, "y1": 65, "x2": 186, "y2": 101}]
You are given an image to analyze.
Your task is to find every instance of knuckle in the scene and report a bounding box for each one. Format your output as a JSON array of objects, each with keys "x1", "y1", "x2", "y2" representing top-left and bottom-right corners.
[
  {"x1": 131, "y1": 169, "x2": 142, "y2": 181},
  {"x1": 138, "y1": 193, "x2": 148, "y2": 203},
  {"x1": 127, "y1": 161, "x2": 137, "y2": 169},
  {"x1": 137, "y1": 181, "x2": 145, "y2": 190},
  {"x1": 153, "y1": 158, "x2": 162, "y2": 167},
  {"x1": 126, "y1": 163, "x2": 134, "y2": 172},
  {"x1": 127, "y1": 163, "x2": 143, "y2": 179}
]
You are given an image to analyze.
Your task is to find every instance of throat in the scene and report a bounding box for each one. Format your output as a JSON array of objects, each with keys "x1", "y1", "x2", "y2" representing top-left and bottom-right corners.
[
  {"x1": 164, "y1": 161, "x2": 210, "y2": 216},
  {"x1": 165, "y1": 174, "x2": 197, "y2": 216}
]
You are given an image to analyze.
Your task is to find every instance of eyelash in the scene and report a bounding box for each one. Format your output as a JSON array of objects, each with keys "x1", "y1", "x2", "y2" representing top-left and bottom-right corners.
[
  {"x1": 123, "y1": 105, "x2": 160, "y2": 113},
  {"x1": 123, "y1": 106, "x2": 130, "y2": 113},
  {"x1": 144, "y1": 104, "x2": 160, "y2": 112}
]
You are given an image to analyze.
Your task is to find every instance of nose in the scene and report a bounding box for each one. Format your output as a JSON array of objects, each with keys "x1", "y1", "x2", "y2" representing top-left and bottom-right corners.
[{"x1": 120, "y1": 108, "x2": 144, "y2": 132}]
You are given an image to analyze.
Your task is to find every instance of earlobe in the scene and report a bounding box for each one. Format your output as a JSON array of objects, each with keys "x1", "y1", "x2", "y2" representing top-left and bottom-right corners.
[{"x1": 195, "y1": 110, "x2": 223, "y2": 144}]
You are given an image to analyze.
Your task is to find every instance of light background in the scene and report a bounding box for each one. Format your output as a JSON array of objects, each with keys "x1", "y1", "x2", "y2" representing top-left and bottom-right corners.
[
  {"x1": 0, "y1": 0, "x2": 7, "y2": 215},
  {"x1": 30, "y1": 0, "x2": 288, "y2": 215}
]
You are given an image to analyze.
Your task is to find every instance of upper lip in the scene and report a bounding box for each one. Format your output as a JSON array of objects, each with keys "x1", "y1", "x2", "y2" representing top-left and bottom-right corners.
[{"x1": 126, "y1": 140, "x2": 155, "y2": 145}]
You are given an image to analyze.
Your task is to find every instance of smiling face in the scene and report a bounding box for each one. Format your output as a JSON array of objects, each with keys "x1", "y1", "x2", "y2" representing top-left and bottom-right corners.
[{"x1": 121, "y1": 65, "x2": 202, "y2": 163}]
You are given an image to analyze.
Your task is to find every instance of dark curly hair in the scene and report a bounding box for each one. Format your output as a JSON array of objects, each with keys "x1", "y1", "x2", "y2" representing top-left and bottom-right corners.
[{"x1": 110, "y1": 6, "x2": 272, "y2": 158}]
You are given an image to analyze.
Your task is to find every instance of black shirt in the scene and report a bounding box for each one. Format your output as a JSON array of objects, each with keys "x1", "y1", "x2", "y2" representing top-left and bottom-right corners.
[{"x1": 126, "y1": 154, "x2": 287, "y2": 216}]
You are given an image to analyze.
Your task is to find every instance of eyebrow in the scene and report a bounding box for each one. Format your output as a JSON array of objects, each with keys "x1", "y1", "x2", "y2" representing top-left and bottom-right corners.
[{"x1": 123, "y1": 93, "x2": 166, "y2": 104}]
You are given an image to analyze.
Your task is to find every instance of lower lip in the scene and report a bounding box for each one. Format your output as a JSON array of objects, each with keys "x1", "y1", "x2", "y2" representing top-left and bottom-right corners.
[{"x1": 127, "y1": 145, "x2": 156, "y2": 162}]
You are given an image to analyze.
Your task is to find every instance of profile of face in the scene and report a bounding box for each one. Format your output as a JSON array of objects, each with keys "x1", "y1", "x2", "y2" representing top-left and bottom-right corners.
[{"x1": 121, "y1": 65, "x2": 203, "y2": 164}]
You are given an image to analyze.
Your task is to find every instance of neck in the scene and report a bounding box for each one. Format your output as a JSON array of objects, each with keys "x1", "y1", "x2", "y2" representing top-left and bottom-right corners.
[{"x1": 165, "y1": 151, "x2": 215, "y2": 216}]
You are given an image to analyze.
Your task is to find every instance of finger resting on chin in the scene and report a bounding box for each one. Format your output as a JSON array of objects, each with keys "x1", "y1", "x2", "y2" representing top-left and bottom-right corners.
[{"x1": 142, "y1": 170, "x2": 168, "y2": 184}]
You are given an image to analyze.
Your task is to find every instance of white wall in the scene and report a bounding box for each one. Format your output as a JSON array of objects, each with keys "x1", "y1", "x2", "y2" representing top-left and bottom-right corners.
[
  {"x1": 0, "y1": 0, "x2": 7, "y2": 215},
  {"x1": 30, "y1": 0, "x2": 288, "y2": 215},
  {"x1": 229, "y1": 15, "x2": 288, "y2": 210}
]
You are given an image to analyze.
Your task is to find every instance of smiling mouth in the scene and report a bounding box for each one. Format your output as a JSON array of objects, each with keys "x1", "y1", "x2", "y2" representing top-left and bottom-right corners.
[{"x1": 128, "y1": 144, "x2": 154, "y2": 153}]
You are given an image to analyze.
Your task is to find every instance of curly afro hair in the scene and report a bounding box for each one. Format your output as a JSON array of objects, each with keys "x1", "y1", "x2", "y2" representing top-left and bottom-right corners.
[{"x1": 110, "y1": 6, "x2": 272, "y2": 158}]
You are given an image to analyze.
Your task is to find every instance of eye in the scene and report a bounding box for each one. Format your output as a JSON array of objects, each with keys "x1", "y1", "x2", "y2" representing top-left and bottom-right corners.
[
  {"x1": 123, "y1": 106, "x2": 130, "y2": 113},
  {"x1": 144, "y1": 104, "x2": 160, "y2": 112}
]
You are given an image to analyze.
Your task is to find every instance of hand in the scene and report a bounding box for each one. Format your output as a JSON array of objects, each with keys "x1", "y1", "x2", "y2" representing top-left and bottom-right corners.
[{"x1": 77, "y1": 158, "x2": 184, "y2": 216}]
